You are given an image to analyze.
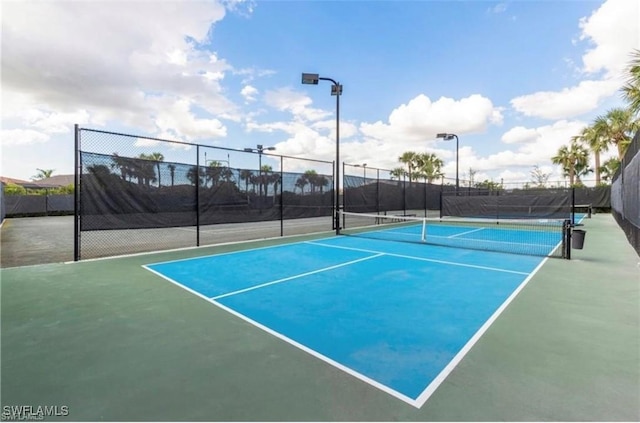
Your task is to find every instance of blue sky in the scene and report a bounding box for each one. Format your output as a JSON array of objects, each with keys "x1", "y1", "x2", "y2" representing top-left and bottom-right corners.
[{"x1": 1, "y1": 0, "x2": 638, "y2": 185}]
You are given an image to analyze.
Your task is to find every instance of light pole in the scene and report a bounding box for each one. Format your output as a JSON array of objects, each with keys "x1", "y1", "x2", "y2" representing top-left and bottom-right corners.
[
  {"x1": 244, "y1": 144, "x2": 275, "y2": 197},
  {"x1": 353, "y1": 163, "x2": 367, "y2": 182},
  {"x1": 436, "y1": 133, "x2": 459, "y2": 193},
  {"x1": 302, "y1": 72, "x2": 342, "y2": 235},
  {"x1": 204, "y1": 152, "x2": 231, "y2": 168}
]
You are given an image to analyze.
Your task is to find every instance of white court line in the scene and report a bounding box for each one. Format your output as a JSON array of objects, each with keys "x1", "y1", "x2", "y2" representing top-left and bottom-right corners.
[
  {"x1": 144, "y1": 235, "x2": 337, "y2": 267},
  {"x1": 142, "y1": 238, "x2": 554, "y2": 408},
  {"x1": 210, "y1": 253, "x2": 384, "y2": 300},
  {"x1": 448, "y1": 227, "x2": 485, "y2": 238},
  {"x1": 306, "y1": 241, "x2": 529, "y2": 276},
  {"x1": 212, "y1": 298, "x2": 420, "y2": 407},
  {"x1": 413, "y1": 255, "x2": 551, "y2": 407},
  {"x1": 142, "y1": 261, "x2": 420, "y2": 408}
]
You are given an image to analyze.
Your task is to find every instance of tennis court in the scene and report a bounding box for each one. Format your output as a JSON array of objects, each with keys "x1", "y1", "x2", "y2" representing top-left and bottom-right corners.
[{"x1": 1, "y1": 213, "x2": 639, "y2": 421}]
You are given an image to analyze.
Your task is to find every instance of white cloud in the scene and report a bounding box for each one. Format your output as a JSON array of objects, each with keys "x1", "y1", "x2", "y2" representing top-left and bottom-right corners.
[
  {"x1": 501, "y1": 126, "x2": 538, "y2": 144},
  {"x1": 263, "y1": 88, "x2": 332, "y2": 121},
  {"x1": 241, "y1": 85, "x2": 259, "y2": 103},
  {"x1": 0, "y1": 129, "x2": 49, "y2": 146},
  {"x1": 511, "y1": 0, "x2": 639, "y2": 120},
  {"x1": 1, "y1": 0, "x2": 234, "y2": 144},
  {"x1": 361, "y1": 94, "x2": 503, "y2": 144},
  {"x1": 579, "y1": 0, "x2": 640, "y2": 78},
  {"x1": 154, "y1": 98, "x2": 227, "y2": 141},
  {"x1": 452, "y1": 120, "x2": 589, "y2": 183},
  {"x1": 510, "y1": 79, "x2": 620, "y2": 120}
]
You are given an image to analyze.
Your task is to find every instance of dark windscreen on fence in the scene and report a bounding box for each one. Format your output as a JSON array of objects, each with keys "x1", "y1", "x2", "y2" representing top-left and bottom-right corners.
[
  {"x1": 343, "y1": 166, "x2": 443, "y2": 216},
  {"x1": 80, "y1": 151, "x2": 333, "y2": 230},
  {"x1": 76, "y1": 128, "x2": 334, "y2": 259},
  {"x1": 611, "y1": 130, "x2": 639, "y2": 256},
  {"x1": 441, "y1": 188, "x2": 574, "y2": 220}
]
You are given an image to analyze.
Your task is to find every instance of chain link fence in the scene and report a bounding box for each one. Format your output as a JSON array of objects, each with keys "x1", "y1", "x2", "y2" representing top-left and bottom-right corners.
[
  {"x1": 76, "y1": 127, "x2": 334, "y2": 260},
  {"x1": 611, "y1": 130, "x2": 639, "y2": 256},
  {"x1": 343, "y1": 164, "x2": 446, "y2": 217}
]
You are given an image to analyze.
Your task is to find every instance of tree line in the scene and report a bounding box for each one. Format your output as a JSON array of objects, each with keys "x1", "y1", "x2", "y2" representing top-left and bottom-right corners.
[{"x1": 85, "y1": 153, "x2": 330, "y2": 196}]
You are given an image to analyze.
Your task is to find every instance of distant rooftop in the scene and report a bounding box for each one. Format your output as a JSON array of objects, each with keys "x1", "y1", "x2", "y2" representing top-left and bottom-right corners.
[{"x1": 1, "y1": 175, "x2": 74, "y2": 188}]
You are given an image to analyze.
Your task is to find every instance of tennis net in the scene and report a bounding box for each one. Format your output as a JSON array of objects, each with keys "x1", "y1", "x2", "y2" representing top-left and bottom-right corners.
[{"x1": 339, "y1": 211, "x2": 570, "y2": 258}]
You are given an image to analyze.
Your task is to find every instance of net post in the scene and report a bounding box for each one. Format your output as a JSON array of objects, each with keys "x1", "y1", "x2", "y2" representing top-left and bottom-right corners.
[
  {"x1": 571, "y1": 187, "x2": 576, "y2": 226},
  {"x1": 563, "y1": 219, "x2": 571, "y2": 259},
  {"x1": 421, "y1": 218, "x2": 427, "y2": 242}
]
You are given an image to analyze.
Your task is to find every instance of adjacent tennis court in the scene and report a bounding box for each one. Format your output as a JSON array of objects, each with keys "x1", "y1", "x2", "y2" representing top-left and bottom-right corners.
[{"x1": 143, "y1": 214, "x2": 571, "y2": 407}]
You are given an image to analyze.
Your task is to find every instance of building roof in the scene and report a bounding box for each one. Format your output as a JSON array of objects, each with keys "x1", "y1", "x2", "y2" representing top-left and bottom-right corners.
[
  {"x1": 1, "y1": 175, "x2": 74, "y2": 188},
  {"x1": 32, "y1": 175, "x2": 75, "y2": 187}
]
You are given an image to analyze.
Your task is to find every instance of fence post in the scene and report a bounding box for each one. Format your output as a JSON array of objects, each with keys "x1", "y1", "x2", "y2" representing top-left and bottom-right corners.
[
  {"x1": 196, "y1": 145, "x2": 200, "y2": 247},
  {"x1": 74, "y1": 124, "x2": 80, "y2": 261},
  {"x1": 280, "y1": 156, "x2": 284, "y2": 236}
]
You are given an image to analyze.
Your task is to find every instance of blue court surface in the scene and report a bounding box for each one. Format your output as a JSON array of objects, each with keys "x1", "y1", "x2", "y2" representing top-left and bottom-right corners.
[{"x1": 144, "y1": 229, "x2": 555, "y2": 408}]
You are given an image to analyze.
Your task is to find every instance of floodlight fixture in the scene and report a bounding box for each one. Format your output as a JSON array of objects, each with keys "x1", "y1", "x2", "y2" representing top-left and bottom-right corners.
[{"x1": 436, "y1": 132, "x2": 459, "y2": 193}]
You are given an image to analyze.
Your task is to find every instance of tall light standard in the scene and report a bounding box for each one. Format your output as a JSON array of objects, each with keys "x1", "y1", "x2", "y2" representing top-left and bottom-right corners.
[
  {"x1": 436, "y1": 133, "x2": 459, "y2": 193},
  {"x1": 244, "y1": 144, "x2": 275, "y2": 197},
  {"x1": 353, "y1": 163, "x2": 367, "y2": 182},
  {"x1": 302, "y1": 72, "x2": 342, "y2": 234},
  {"x1": 204, "y1": 152, "x2": 230, "y2": 167}
]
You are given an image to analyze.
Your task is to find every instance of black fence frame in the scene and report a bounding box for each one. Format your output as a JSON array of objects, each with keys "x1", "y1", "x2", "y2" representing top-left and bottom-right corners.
[{"x1": 74, "y1": 126, "x2": 335, "y2": 260}]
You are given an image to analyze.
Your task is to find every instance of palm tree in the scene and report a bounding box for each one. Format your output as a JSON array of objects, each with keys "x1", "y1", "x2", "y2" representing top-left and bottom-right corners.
[
  {"x1": 390, "y1": 167, "x2": 406, "y2": 181},
  {"x1": 573, "y1": 144, "x2": 592, "y2": 185},
  {"x1": 303, "y1": 170, "x2": 319, "y2": 194},
  {"x1": 572, "y1": 119, "x2": 609, "y2": 185},
  {"x1": 239, "y1": 169, "x2": 254, "y2": 193},
  {"x1": 136, "y1": 155, "x2": 157, "y2": 187},
  {"x1": 601, "y1": 108, "x2": 638, "y2": 160},
  {"x1": 86, "y1": 164, "x2": 112, "y2": 187},
  {"x1": 599, "y1": 158, "x2": 620, "y2": 183},
  {"x1": 139, "y1": 152, "x2": 165, "y2": 187},
  {"x1": 167, "y1": 164, "x2": 176, "y2": 186},
  {"x1": 152, "y1": 153, "x2": 165, "y2": 187},
  {"x1": 111, "y1": 153, "x2": 132, "y2": 182},
  {"x1": 186, "y1": 166, "x2": 204, "y2": 187},
  {"x1": 398, "y1": 151, "x2": 418, "y2": 183},
  {"x1": 416, "y1": 153, "x2": 444, "y2": 184},
  {"x1": 205, "y1": 162, "x2": 223, "y2": 188},
  {"x1": 295, "y1": 174, "x2": 309, "y2": 194},
  {"x1": 32, "y1": 168, "x2": 55, "y2": 180},
  {"x1": 259, "y1": 165, "x2": 273, "y2": 196},
  {"x1": 316, "y1": 175, "x2": 329, "y2": 194},
  {"x1": 552, "y1": 141, "x2": 591, "y2": 186},
  {"x1": 621, "y1": 49, "x2": 640, "y2": 117},
  {"x1": 268, "y1": 172, "x2": 281, "y2": 202}
]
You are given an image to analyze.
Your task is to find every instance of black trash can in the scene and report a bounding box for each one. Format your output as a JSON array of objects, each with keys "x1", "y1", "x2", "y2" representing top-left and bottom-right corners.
[{"x1": 572, "y1": 229, "x2": 586, "y2": 249}]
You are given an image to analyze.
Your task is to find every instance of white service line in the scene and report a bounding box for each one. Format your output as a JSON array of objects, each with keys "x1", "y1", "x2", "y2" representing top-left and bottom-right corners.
[
  {"x1": 306, "y1": 241, "x2": 529, "y2": 275},
  {"x1": 447, "y1": 227, "x2": 485, "y2": 238},
  {"x1": 412, "y1": 254, "x2": 551, "y2": 407},
  {"x1": 210, "y1": 253, "x2": 385, "y2": 300}
]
